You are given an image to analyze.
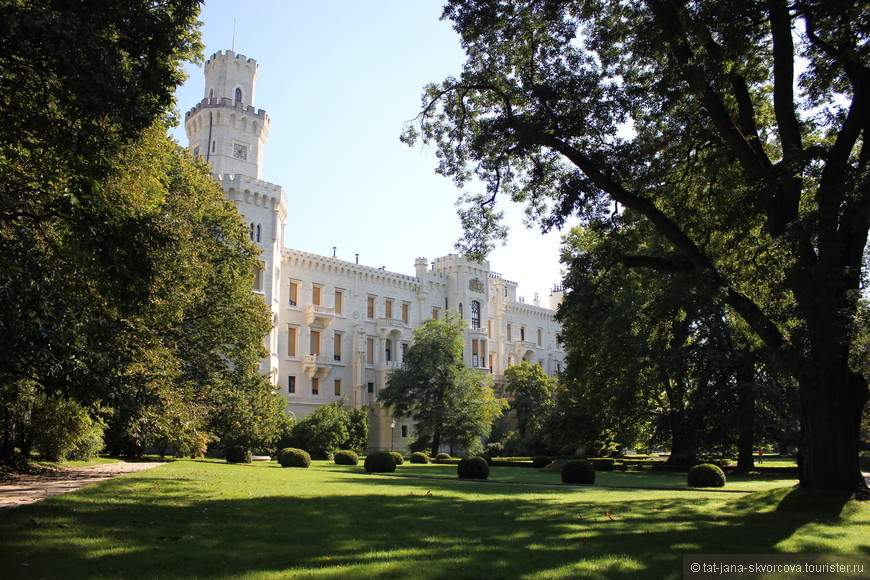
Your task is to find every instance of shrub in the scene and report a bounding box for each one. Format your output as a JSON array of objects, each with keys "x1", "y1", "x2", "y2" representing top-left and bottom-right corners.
[
  {"x1": 457, "y1": 456, "x2": 490, "y2": 479},
  {"x1": 334, "y1": 450, "x2": 359, "y2": 465},
  {"x1": 436, "y1": 452, "x2": 451, "y2": 460},
  {"x1": 532, "y1": 456, "x2": 551, "y2": 469},
  {"x1": 860, "y1": 451, "x2": 870, "y2": 472},
  {"x1": 364, "y1": 451, "x2": 396, "y2": 473},
  {"x1": 277, "y1": 447, "x2": 311, "y2": 468},
  {"x1": 390, "y1": 451, "x2": 405, "y2": 465},
  {"x1": 485, "y1": 441, "x2": 504, "y2": 457},
  {"x1": 410, "y1": 452, "x2": 430, "y2": 464},
  {"x1": 688, "y1": 463, "x2": 726, "y2": 487},
  {"x1": 225, "y1": 446, "x2": 252, "y2": 464},
  {"x1": 561, "y1": 459, "x2": 596, "y2": 484},
  {"x1": 591, "y1": 458, "x2": 615, "y2": 471}
]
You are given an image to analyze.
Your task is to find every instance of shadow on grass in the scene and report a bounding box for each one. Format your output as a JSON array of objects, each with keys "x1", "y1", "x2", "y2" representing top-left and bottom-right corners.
[{"x1": 0, "y1": 467, "x2": 862, "y2": 579}]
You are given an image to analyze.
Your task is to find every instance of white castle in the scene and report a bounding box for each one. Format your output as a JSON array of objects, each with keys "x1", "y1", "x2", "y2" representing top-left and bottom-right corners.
[{"x1": 184, "y1": 51, "x2": 564, "y2": 451}]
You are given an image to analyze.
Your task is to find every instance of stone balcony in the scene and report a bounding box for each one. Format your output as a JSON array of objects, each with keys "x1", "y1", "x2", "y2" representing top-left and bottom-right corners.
[
  {"x1": 306, "y1": 305, "x2": 336, "y2": 328},
  {"x1": 302, "y1": 355, "x2": 332, "y2": 379},
  {"x1": 377, "y1": 317, "x2": 409, "y2": 333},
  {"x1": 514, "y1": 340, "x2": 537, "y2": 351}
]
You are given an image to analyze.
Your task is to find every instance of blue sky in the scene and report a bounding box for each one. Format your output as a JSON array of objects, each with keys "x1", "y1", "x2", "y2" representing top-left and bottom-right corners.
[{"x1": 170, "y1": 0, "x2": 571, "y2": 302}]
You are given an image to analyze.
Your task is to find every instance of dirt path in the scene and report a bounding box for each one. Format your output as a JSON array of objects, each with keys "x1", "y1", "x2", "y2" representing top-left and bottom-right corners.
[{"x1": 0, "y1": 462, "x2": 165, "y2": 511}]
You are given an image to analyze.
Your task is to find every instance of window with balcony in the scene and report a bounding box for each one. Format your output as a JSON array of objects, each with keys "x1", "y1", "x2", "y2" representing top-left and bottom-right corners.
[
  {"x1": 471, "y1": 300, "x2": 481, "y2": 329},
  {"x1": 287, "y1": 326, "x2": 298, "y2": 357},
  {"x1": 310, "y1": 330, "x2": 321, "y2": 356},
  {"x1": 334, "y1": 332, "x2": 343, "y2": 362},
  {"x1": 312, "y1": 285, "x2": 322, "y2": 306}
]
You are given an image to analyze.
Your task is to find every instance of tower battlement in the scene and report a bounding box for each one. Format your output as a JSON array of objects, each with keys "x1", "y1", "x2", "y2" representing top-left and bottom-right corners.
[
  {"x1": 185, "y1": 97, "x2": 268, "y2": 121},
  {"x1": 205, "y1": 50, "x2": 257, "y2": 68}
]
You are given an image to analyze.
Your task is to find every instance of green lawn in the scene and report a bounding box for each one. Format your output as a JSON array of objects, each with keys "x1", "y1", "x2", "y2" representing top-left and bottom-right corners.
[{"x1": 0, "y1": 460, "x2": 866, "y2": 579}]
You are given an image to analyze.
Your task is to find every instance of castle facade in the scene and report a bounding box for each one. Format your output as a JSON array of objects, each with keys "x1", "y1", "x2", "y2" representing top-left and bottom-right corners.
[{"x1": 184, "y1": 51, "x2": 564, "y2": 451}]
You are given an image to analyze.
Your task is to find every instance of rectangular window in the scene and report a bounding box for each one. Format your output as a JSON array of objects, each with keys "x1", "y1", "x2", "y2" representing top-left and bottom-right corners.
[
  {"x1": 312, "y1": 285, "x2": 322, "y2": 306},
  {"x1": 487, "y1": 319, "x2": 493, "y2": 339},
  {"x1": 537, "y1": 328, "x2": 543, "y2": 346},
  {"x1": 334, "y1": 289, "x2": 343, "y2": 315},
  {"x1": 507, "y1": 323, "x2": 513, "y2": 342},
  {"x1": 401, "y1": 302, "x2": 410, "y2": 324},
  {"x1": 401, "y1": 425, "x2": 408, "y2": 438},
  {"x1": 252, "y1": 262, "x2": 264, "y2": 291},
  {"x1": 366, "y1": 337, "x2": 375, "y2": 365},
  {"x1": 287, "y1": 326, "x2": 298, "y2": 357},
  {"x1": 521, "y1": 326, "x2": 526, "y2": 341},
  {"x1": 334, "y1": 332, "x2": 343, "y2": 362},
  {"x1": 288, "y1": 375, "x2": 296, "y2": 394},
  {"x1": 367, "y1": 296, "x2": 375, "y2": 319},
  {"x1": 432, "y1": 308, "x2": 439, "y2": 320},
  {"x1": 488, "y1": 354, "x2": 494, "y2": 373},
  {"x1": 385, "y1": 299, "x2": 393, "y2": 319},
  {"x1": 367, "y1": 382, "x2": 374, "y2": 394},
  {"x1": 312, "y1": 378, "x2": 319, "y2": 396},
  {"x1": 334, "y1": 379, "x2": 342, "y2": 397},
  {"x1": 310, "y1": 330, "x2": 321, "y2": 356},
  {"x1": 288, "y1": 280, "x2": 299, "y2": 306},
  {"x1": 401, "y1": 342, "x2": 408, "y2": 360}
]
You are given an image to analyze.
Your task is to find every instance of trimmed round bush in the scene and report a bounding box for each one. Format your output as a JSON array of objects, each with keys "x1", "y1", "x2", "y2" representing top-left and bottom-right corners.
[
  {"x1": 410, "y1": 452, "x2": 430, "y2": 464},
  {"x1": 390, "y1": 451, "x2": 405, "y2": 465},
  {"x1": 334, "y1": 450, "x2": 359, "y2": 466},
  {"x1": 225, "y1": 446, "x2": 252, "y2": 464},
  {"x1": 277, "y1": 447, "x2": 311, "y2": 468},
  {"x1": 457, "y1": 456, "x2": 490, "y2": 480},
  {"x1": 591, "y1": 458, "x2": 615, "y2": 471},
  {"x1": 687, "y1": 463, "x2": 726, "y2": 488},
  {"x1": 364, "y1": 451, "x2": 396, "y2": 473},
  {"x1": 436, "y1": 452, "x2": 451, "y2": 460},
  {"x1": 561, "y1": 459, "x2": 596, "y2": 484},
  {"x1": 532, "y1": 456, "x2": 552, "y2": 469}
]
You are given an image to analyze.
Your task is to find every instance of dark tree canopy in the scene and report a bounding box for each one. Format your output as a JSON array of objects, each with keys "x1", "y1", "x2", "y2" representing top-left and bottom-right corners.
[{"x1": 406, "y1": 0, "x2": 870, "y2": 497}]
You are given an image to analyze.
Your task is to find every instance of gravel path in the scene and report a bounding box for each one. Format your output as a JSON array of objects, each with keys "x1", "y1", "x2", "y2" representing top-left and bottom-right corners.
[{"x1": 0, "y1": 462, "x2": 165, "y2": 511}]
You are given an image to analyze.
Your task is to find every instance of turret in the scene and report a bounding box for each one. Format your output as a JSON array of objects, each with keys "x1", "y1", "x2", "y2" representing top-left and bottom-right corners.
[{"x1": 184, "y1": 50, "x2": 271, "y2": 179}]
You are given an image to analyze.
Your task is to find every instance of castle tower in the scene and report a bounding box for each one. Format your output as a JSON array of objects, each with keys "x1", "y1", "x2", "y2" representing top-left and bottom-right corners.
[
  {"x1": 184, "y1": 51, "x2": 288, "y2": 386},
  {"x1": 184, "y1": 50, "x2": 270, "y2": 178}
]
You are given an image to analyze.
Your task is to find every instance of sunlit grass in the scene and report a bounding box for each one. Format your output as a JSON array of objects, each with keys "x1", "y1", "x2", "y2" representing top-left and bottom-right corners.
[{"x1": 0, "y1": 460, "x2": 865, "y2": 579}]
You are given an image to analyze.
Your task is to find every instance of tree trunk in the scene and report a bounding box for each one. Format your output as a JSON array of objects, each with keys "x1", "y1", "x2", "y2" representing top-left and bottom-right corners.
[
  {"x1": 797, "y1": 366, "x2": 869, "y2": 499},
  {"x1": 431, "y1": 432, "x2": 441, "y2": 458},
  {"x1": 735, "y1": 352, "x2": 756, "y2": 472},
  {"x1": 1, "y1": 405, "x2": 15, "y2": 464}
]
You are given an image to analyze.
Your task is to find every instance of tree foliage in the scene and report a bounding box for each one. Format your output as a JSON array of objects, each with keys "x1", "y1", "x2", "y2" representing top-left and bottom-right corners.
[
  {"x1": 379, "y1": 314, "x2": 507, "y2": 456},
  {"x1": 503, "y1": 361, "x2": 556, "y2": 441},
  {"x1": 0, "y1": 1, "x2": 284, "y2": 463},
  {"x1": 284, "y1": 399, "x2": 370, "y2": 458},
  {"x1": 407, "y1": 0, "x2": 870, "y2": 498}
]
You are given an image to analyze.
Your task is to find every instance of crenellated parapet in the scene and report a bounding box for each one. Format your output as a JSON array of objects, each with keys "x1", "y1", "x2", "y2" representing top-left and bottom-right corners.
[
  {"x1": 185, "y1": 97, "x2": 268, "y2": 122},
  {"x1": 215, "y1": 174, "x2": 287, "y2": 217}
]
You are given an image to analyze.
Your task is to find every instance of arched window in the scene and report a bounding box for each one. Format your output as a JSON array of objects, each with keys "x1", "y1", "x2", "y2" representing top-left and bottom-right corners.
[
  {"x1": 458, "y1": 303, "x2": 463, "y2": 318},
  {"x1": 471, "y1": 300, "x2": 481, "y2": 329},
  {"x1": 234, "y1": 87, "x2": 242, "y2": 102},
  {"x1": 255, "y1": 224, "x2": 261, "y2": 243},
  {"x1": 249, "y1": 222, "x2": 255, "y2": 241},
  {"x1": 209, "y1": 88, "x2": 214, "y2": 101}
]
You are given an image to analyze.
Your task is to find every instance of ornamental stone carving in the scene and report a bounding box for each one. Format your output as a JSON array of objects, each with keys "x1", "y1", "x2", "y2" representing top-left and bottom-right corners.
[{"x1": 469, "y1": 278, "x2": 485, "y2": 293}]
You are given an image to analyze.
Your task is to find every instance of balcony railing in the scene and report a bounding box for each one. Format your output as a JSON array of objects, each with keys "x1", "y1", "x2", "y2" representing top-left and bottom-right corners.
[
  {"x1": 302, "y1": 354, "x2": 332, "y2": 379},
  {"x1": 306, "y1": 305, "x2": 336, "y2": 328}
]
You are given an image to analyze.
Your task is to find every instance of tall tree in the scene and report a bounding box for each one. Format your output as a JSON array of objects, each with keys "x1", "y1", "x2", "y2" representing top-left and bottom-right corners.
[
  {"x1": 406, "y1": 0, "x2": 870, "y2": 498},
  {"x1": 379, "y1": 314, "x2": 507, "y2": 456},
  {"x1": 0, "y1": 0, "x2": 203, "y2": 462},
  {"x1": 504, "y1": 361, "x2": 557, "y2": 441}
]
